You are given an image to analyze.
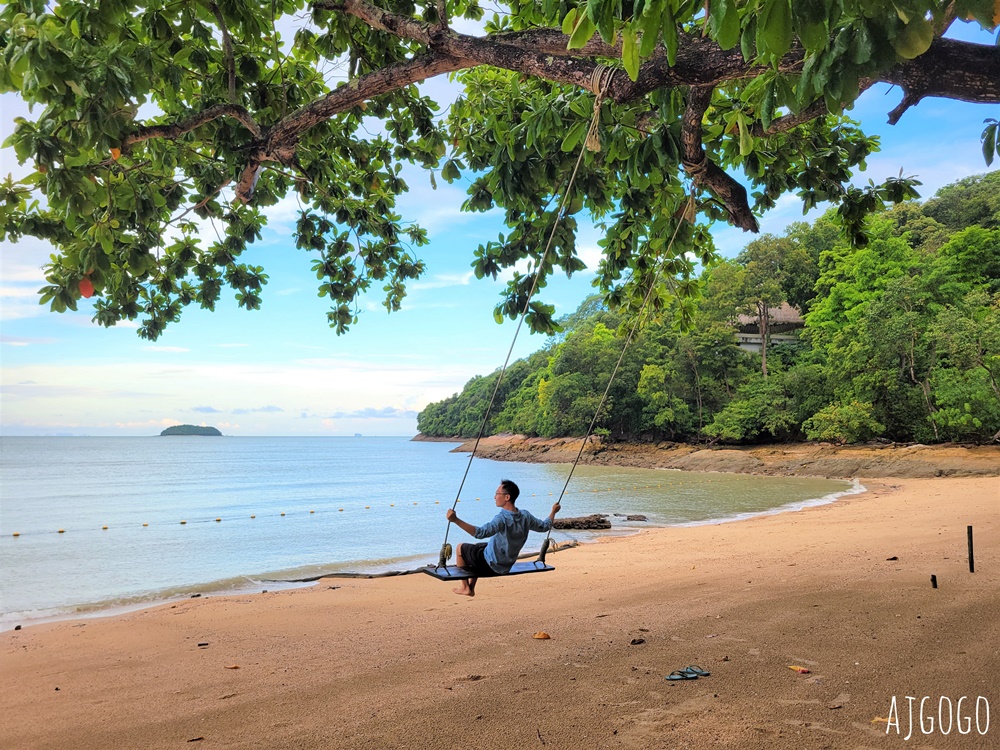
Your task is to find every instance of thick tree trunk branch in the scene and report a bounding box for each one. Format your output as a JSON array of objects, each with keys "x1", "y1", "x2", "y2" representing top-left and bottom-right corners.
[
  {"x1": 881, "y1": 38, "x2": 1000, "y2": 124},
  {"x1": 263, "y1": 52, "x2": 470, "y2": 146},
  {"x1": 681, "y1": 86, "x2": 759, "y2": 233}
]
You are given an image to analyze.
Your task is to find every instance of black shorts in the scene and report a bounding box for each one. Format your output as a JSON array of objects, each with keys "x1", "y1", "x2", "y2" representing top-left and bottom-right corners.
[{"x1": 459, "y1": 543, "x2": 498, "y2": 577}]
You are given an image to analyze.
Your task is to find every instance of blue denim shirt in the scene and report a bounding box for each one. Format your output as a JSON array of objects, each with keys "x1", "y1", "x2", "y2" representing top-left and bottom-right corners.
[{"x1": 475, "y1": 508, "x2": 552, "y2": 574}]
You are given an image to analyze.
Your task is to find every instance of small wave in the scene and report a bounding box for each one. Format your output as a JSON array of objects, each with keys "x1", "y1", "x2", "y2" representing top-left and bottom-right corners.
[{"x1": 670, "y1": 478, "x2": 866, "y2": 528}]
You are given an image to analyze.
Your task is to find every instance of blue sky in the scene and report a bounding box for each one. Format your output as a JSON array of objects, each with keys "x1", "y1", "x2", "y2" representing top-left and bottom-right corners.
[{"x1": 1, "y1": 23, "x2": 998, "y2": 437}]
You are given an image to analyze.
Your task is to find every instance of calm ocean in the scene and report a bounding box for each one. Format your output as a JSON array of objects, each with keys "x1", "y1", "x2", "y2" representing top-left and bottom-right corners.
[{"x1": 0, "y1": 436, "x2": 857, "y2": 627}]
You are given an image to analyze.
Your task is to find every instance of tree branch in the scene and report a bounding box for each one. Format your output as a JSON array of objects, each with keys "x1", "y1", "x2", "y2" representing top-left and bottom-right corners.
[
  {"x1": 263, "y1": 51, "x2": 470, "y2": 146},
  {"x1": 233, "y1": 52, "x2": 471, "y2": 200},
  {"x1": 207, "y1": 1, "x2": 236, "y2": 103},
  {"x1": 750, "y1": 79, "x2": 876, "y2": 137},
  {"x1": 882, "y1": 38, "x2": 1000, "y2": 124},
  {"x1": 315, "y1": 0, "x2": 434, "y2": 45},
  {"x1": 681, "y1": 86, "x2": 759, "y2": 233},
  {"x1": 126, "y1": 104, "x2": 261, "y2": 146},
  {"x1": 235, "y1": 160, "x2": 262, "y2": 204}
]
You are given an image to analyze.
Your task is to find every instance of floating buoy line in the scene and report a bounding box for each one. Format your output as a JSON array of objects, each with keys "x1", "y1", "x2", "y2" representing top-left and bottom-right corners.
[{"x1": 2, "y1": 479, "x2": 713, "y2": 538}]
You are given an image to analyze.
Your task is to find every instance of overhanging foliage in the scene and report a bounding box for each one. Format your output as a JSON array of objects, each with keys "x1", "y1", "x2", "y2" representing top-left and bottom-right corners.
[{"x1": 1, "y1": 0, "x2": 998, "y2": 338}]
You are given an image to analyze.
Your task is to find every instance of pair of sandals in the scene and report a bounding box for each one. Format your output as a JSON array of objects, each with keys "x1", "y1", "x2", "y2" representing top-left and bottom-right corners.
[{"x1": 665, "y1": 665, "x2": 711, "y2": 681}]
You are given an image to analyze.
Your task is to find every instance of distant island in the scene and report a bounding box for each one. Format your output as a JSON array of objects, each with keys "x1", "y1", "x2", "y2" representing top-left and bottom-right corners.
[{"x1": 159, "y1": 425, "x2": 222, "y2": 437}]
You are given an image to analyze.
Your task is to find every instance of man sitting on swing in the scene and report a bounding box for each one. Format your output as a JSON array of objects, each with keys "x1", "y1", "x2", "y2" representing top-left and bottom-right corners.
[{"x1": 445, "y1": 479, "x2": 561, "y2": 597}]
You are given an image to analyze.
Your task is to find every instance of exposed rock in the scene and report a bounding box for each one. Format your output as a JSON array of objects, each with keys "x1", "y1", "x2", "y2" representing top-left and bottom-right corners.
[
  {"x1": 441, "y1": 435, "x2": 1000, "y2": 479},
  {"x1": 553, "y1": 514, "x2": 612, "y2": 530}
]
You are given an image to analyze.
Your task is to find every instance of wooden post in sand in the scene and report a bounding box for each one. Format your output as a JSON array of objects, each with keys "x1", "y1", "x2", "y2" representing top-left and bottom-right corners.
[
  {"x1": 930, "y1": 574, "x2": 938, "y2": 588},
  {"x1": 968, "y1": 525, "x2": 975, "y2": 573}
]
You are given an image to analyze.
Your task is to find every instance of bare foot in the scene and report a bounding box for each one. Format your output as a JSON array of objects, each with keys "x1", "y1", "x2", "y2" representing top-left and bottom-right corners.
[{"x1": 452, "y1": 586, "x2": 474, "y2": 597}]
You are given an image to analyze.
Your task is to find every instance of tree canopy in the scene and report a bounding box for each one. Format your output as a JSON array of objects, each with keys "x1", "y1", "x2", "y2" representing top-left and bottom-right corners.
[
  {"x1": 418, "y1": 172, "x2": 1000, "y2": 445},
  {"x1": 1, "y1": 0, "x2": 999, "y2": 339}
]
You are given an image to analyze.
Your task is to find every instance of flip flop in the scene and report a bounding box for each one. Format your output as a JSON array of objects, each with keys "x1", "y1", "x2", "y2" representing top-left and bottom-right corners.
[
  {"x1": 665, "y1": 670, "x2": 698, "y2": 681},
  {"x1": 682, "y1": 665, "x2": 711, "y2": 677}
]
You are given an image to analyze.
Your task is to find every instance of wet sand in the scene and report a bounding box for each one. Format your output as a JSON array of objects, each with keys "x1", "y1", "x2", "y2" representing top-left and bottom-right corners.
[{"x1": 2, "y1": 476, "x2": 997, "y2": 749}]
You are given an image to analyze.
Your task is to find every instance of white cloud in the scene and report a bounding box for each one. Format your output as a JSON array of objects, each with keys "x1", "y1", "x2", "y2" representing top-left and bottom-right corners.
[
  {"x1": 410, "y1": 270, "x2": 475, "y2": 291},
  {"x1": 575, "y1": 241, "x2": 604, "y2": 272},
  {"x1": 0, "y1": 354, "x2": 484, "y2": 435},
  {"x1": 142, "y1": 345, "x2": 191, "y2": 353},
  {"x1": 327, "y1": 406, "x2": 418, "y2": 419}
]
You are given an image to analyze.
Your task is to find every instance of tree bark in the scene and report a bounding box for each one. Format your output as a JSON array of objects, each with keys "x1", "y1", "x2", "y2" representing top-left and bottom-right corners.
[{"x1": 757, "y1": 300, "x2": 770, "y2": 379}]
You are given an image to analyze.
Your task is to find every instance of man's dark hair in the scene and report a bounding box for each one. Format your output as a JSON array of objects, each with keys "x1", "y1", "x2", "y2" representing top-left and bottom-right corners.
[{"x1": 500, "y1": 479, "x2": 520, "y2": 504}]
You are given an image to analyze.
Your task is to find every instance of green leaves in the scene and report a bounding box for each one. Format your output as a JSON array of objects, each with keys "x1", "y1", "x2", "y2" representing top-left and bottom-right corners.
[
  {"x1": 622, "y1": 25, "x2": 640, "y2": 80},
  {"x1": 736, "y1": 111, "x2": 753, "y2": 156},
  {"x1": 792, "y1": 0, "x2": 830, "y2": 52},
  {"x1": 982, "y1": 118, "x2": 1000, "y2": 166},
  {"x1": 3, "y1": 0, "x2": 998, "y2": 346},
  {"x1": 562, "y1": 7, "x2": 597, "y2": 49},
  {"x1": 756, "y1": 0, "x2": 793, "y2": 60},
  {"x1": 891, "y1": 16, "x2": 934, "y2": 59},
  {"x1": 441, "y1": 158, "x2": 462, "y2": 183},
  {"x1": 708, "y1": 0, "x2": 741, "y2": 50},
  {"x1": 561, "y1": 121, "x2": 588, "y2": 152},
  {"x1": 953, "y1": 0, "x2": 1000, "y2": 29}
]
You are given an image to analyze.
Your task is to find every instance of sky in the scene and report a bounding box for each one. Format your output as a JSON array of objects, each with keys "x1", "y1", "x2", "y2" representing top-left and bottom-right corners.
[{"x1": 1, "y1": 20, "x2": 998, "y2": 437}]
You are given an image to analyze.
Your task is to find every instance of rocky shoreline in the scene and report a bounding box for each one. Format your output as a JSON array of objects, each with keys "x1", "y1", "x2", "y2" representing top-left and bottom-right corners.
[{"x1": 415, "y1": 433, "x2": 1000, "y2": 479}]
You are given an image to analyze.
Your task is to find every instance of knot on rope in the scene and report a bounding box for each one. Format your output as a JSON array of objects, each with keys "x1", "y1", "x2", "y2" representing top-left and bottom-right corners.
[
  {"x1": 438, "y1": 542, "x2": 453, "y2": 568},
  {"x1": 683, "y1": 156, "x2": 709, "y2": 178},
  {"x1": 585, "y1": 64, "x2": 616, "y2": 153}
]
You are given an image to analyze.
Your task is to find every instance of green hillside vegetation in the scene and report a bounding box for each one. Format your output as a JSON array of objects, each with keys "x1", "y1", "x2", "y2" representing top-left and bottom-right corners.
[
  {"x1": 418, "y1": 173, "x2": 1000, "y2": 445},
  {"x1": 159, "y1": 424, "x2": 223, "y2": 436}
]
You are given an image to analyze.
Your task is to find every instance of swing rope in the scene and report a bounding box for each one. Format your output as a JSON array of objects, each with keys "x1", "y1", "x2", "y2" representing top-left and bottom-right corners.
[
  {"x1": 437, "y1": 65, "x2": 617, "y2": 568},
  {"x1": 536, "y1": 199, "x2": 692, "y2": 564}
]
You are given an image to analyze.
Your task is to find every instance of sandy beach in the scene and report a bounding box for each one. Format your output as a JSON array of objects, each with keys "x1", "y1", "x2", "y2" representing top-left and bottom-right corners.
[{"x1": 2, "y1": 474, "x2": 997, "y2": 749}]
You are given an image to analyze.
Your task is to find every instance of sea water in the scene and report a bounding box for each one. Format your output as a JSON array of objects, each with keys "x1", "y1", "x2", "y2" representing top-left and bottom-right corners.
[{"x1": 0, "y1": 436, "x2": 858, "y2": 627}]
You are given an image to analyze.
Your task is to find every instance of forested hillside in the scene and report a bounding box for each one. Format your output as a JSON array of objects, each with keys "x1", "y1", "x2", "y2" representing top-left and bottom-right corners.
[{"x1": 417, "y1": 173, "x2": 1000, "y2": 445}]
